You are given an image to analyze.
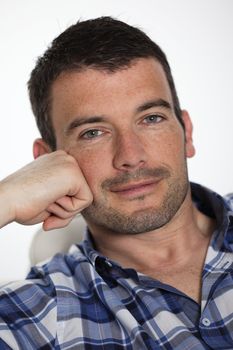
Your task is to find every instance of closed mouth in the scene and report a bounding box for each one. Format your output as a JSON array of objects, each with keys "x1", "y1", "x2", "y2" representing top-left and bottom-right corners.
[{"x1": 110, "y1": 179, "x2": 161, "y2": 193}]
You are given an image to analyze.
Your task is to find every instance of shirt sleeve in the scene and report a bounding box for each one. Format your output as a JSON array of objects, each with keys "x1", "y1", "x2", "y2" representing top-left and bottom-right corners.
[{"x1": 0, "y1": 277, "x2": 58, "y2": 349}]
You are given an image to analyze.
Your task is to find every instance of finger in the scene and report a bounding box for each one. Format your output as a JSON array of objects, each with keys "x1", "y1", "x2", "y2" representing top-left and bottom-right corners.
[
  {"x1": 20, "y1": 211, "x2": 50, "y2": 226},
  {"x1": 55, "y1": 194, "x2": 92, "y2": 212},
  {"x1": 47, "y1": 202, "x2": 80, "y2": 219},
  {"x1": 43, "y1": 215, "x2": 74, "y2": 231}
]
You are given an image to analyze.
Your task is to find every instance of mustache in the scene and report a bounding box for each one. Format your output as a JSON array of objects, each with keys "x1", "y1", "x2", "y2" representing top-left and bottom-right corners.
[{"x1": 101, "y1": 167, "x2": 170, "y2": 189}]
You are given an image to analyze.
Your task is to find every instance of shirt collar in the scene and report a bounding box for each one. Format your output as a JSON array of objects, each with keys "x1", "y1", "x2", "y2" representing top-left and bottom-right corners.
[
  {"x1": 78, "y1": 229, "x2": 118, "y2": 268},
  {"x1": 191, "y1": 182, "x2": 233, "y2": 251}
]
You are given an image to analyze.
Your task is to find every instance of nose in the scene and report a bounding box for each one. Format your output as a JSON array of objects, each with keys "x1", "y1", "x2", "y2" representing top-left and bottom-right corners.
[{"x1": 113, "y1": 130, "x2": 148, "y2": 171}]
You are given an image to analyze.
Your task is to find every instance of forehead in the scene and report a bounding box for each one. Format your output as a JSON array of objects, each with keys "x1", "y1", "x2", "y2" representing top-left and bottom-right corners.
[{"x1": 50, "y1": 58, "x2": 173, "y2": 132}]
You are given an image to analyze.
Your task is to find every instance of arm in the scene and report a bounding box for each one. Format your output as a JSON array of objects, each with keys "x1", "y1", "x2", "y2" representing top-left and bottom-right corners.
[
  {"x1": 0, "y1": 184, "x2": 14, "y2": 230},
  {"x1": 0, "y1": 150, "x2": 93, "y2": 230}
]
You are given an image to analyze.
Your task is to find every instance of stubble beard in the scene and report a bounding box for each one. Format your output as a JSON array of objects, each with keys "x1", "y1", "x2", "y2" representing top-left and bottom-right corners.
[{"x1": 82, "y1": 166, "x2": 189, "y2": 235}]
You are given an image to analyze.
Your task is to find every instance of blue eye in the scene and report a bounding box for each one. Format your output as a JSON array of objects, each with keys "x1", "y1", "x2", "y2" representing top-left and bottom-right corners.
[
  {"x1": 144, "y1": 114, "x2": 163, "y2": 124},
  {"x1": 82, "y1": 129, "x2": 103, "y2": 139}
]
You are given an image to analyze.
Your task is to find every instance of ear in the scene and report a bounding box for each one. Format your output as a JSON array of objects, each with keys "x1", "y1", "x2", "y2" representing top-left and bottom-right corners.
[
  {"x1": 33, "y1": 138, "x2": 52, "y2": 159},
  {"x1": 182, "y1": 110, "x2": 195, "y2": 158}
]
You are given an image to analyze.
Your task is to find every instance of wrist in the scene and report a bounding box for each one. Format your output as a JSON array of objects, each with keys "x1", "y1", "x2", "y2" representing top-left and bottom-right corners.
[{"x1": 0, "y1": 179, "x2": 15, "y2": 228}]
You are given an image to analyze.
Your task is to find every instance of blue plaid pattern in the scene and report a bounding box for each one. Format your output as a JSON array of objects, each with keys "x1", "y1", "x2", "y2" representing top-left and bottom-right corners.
[{"x1": 0, "y1": 183, "x2": 233, "y2": 349}]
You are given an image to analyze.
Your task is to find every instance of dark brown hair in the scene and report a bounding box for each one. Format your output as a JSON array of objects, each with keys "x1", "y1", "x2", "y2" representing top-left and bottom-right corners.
[{"x1": 28, "y1": 16, "x2": 183, "y2": 150}]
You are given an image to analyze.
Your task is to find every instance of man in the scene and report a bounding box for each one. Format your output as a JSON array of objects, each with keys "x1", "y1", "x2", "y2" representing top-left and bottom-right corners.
[{"x1": 0, "y1": 16, "x2": 232, "y2": 349}]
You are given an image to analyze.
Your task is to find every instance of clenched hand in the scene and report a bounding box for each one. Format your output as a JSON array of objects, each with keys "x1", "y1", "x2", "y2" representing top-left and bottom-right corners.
[{"x1": 0, "y1": 151, "x2": 93, "y2": 230}]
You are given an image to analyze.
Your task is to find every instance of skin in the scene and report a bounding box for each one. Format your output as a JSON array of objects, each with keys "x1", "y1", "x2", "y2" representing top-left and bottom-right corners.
[
  {"x1": 0, "y1": 151, "x2": 93, "y2": 230},
  {"x1": 0, "y1": 58, "x2": 215, "y2": 302},
  {"x1": 48, "y1": 58, "x2": 195, "y2": 235}
]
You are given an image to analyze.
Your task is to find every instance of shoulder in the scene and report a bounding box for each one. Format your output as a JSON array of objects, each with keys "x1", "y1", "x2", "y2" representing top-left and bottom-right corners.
[
  {"x1": 27, "y1": 243, "x2": 89, "y2": 289},
  {"x1": 0, "y1": 246, "x2": 87, "y2": 348},
  {"x1": 224, "y1": 193, "x2": 233, "y2": 211},
  {"x1": 0, "y1": 277, "x2": 57, "y2": 348}
]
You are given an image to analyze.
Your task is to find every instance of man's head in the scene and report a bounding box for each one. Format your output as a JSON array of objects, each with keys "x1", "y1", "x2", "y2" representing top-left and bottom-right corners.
[
  {"x1": 28, "y1": 16, "x2": 183, "y2": 151},
  {"x1": 30, "y1": 17, "x2": 195, "y2": 235}
]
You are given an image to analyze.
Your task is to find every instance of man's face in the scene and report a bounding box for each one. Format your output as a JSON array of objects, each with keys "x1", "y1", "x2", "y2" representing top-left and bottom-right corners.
[{"x1": 50, "y1": 58, "x2": 195, "y2": 234}]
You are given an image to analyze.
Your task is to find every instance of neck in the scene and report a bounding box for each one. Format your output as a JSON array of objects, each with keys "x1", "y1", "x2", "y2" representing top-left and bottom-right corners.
[{"x1": 87, "y1": 187, "x2": 215, "y2": 272}]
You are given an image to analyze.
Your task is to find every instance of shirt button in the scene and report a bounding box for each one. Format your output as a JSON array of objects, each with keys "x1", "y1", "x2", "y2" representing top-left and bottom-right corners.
[
  {"x1": 202, "y1": 317, "x2": 211, "y2": 326},
  {"x1": 105, "y1": 260, "x2": 113, "y2": 267}
]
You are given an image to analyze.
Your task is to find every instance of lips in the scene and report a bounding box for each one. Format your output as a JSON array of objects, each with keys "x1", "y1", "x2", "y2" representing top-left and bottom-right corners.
[{"x1": 110, "y1": 179, "x2": 160, "y2": 194}]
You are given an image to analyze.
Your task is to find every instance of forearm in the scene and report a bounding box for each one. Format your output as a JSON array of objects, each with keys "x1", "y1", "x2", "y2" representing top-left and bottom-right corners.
[{"x1": 0, "y1": 180, "x2": 14, "y2": 229}]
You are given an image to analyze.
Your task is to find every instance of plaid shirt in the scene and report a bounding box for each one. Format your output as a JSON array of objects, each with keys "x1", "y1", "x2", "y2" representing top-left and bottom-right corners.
[{"x1": 0, "y1": 183, "x2": 233, "y2": 349}]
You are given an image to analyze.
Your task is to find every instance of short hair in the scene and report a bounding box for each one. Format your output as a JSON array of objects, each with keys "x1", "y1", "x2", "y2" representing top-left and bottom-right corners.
[{"x1": 28, "y1": 16, "x2": 183, "y2": 150}]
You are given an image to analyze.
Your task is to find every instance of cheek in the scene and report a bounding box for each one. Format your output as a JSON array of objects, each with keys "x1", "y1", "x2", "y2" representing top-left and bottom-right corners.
[
  {"x1": 74, "y1": 150, "x2": 110, "y2": 191},
  {"x1": 147, "y1": 128, "x2": 185, "y2": 163},
  {"x1": 166, "y1": 135, "x2": 187, "y2": 171}
]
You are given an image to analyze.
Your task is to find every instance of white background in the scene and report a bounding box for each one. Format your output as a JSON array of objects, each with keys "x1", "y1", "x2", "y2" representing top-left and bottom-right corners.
[{"x1": 0, "y1": 0, "x2": 232, "y2": 281}]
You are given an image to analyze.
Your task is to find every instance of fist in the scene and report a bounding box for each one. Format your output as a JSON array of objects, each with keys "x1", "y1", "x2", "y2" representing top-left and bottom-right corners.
[{"x1": 0, "y1": 151, "x2": 93, "y2": 230}]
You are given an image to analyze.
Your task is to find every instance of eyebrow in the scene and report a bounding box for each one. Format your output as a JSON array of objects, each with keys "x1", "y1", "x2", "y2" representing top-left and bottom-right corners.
[
  {"x1": 136, "y1": 98, "x2": 172, "y2": 113},
  {"x1": 65, "y1": 98, "x2": 172, "y2": 136},
  {"x1": 65, "y1": 116, "x2": 106, "y2": 135}
]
